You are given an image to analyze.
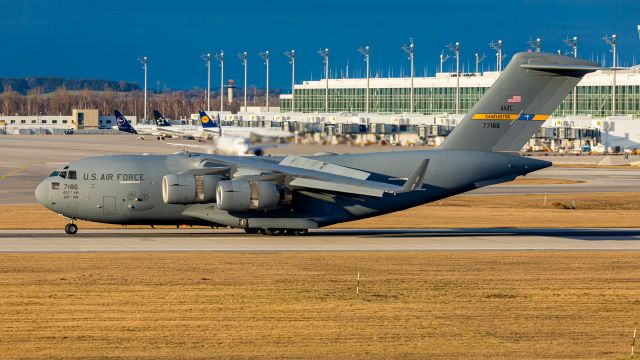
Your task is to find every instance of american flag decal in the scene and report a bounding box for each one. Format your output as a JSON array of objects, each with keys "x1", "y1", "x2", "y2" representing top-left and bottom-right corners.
[{"x1": 507, "y1": 95, "x2": 522, "y2": 103}]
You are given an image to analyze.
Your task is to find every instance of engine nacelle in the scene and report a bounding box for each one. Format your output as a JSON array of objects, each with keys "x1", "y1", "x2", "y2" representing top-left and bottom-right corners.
[
  {"x1": 216, "y1": 180, "x2": 290, "y2": 211},
  {"x1": 162, "y1": 174, "x2": 222, "y2": 204}
]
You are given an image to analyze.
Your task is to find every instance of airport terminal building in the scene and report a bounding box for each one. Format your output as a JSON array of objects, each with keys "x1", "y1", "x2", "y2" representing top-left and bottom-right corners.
[{"x1": 280, "y1": 67, "x2": 640, "y2": 117}]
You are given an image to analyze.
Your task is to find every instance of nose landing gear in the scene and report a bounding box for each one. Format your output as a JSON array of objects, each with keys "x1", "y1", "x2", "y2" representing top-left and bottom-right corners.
[{"x1": 64, "y1": 223, "x2": 78, "y2": 235}]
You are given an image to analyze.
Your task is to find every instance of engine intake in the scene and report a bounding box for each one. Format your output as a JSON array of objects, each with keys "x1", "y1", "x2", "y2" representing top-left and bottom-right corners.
[
  {"x1": 216, "y1": 180, "x2": 291, "y2": 211},
  {"x1": 162, "y1": 174, "x2": 222, "y2": 204}
]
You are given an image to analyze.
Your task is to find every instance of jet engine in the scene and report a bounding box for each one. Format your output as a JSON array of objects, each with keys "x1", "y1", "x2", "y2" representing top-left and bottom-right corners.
[
  {"x1": 162, "y1": 174, "x2": 222, "y2": 204},
  {"x1": 216, "y1": 180, "x2": 291, "y2": 211}
]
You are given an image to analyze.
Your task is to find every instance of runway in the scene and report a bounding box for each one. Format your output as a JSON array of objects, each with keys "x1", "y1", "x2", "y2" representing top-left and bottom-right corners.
[{"x1": 1, "y1": 228, "x2": 639, "y2": 252}]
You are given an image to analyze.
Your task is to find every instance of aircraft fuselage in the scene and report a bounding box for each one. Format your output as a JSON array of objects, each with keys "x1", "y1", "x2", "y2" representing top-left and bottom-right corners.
[{"x1": 35, "y1": 150, "x2": 549, "y2": 229}]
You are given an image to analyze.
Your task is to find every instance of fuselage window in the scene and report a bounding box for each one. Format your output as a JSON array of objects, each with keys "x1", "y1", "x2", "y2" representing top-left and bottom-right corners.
[
  {"x1": 68, "y1": 170, "x2": 77, "y2": 180},
  {"x1": 51, "y1": 182, "x2": 60, "y2": 190}
]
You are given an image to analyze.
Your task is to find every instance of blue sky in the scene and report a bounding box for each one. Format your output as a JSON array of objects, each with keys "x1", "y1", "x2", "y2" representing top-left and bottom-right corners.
[{"x1": 1, "y1": 0, "x2": 639, "y2": 90}]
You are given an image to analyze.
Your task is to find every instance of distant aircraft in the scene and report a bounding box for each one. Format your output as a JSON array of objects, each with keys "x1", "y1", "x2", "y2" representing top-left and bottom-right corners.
[
  {"x1": 38, "y1": 52, "x2": 600, "y2": 236},
  {"x1": 200, "y1": 111, "x2": 293, "y2": 139},
  {"x1": 113, "y1": 110, "x2": 201, "y2": 140},
  {"x1": 150, "y1": 110, "x2": 201, "y2": 139},
  {"x1": 166, "y1": 111, "x2": 269, "y2": 156}
]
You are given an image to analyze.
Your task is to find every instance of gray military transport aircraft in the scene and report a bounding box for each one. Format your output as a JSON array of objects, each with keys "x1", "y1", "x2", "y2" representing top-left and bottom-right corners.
[{"x1": 35, "y1": 52, "x2": 599, "y2": 235}]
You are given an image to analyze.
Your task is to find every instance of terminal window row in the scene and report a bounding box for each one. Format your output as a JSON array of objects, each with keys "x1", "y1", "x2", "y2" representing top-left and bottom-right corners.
[{"x1": 6, "y1": 119, "x2": 68, "y2": 124}]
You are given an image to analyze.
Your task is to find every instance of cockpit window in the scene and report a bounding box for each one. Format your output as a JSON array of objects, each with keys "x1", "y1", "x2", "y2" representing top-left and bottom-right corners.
[
  {"x1": 49, "y1": 171, "x2": 60, "y2": 177},
  {"x1": 60, "y1": 171, "x2": 67, "y2": 179},
  {"x1": 68, "y1": 170, "x2": 77, "y2": 180}
]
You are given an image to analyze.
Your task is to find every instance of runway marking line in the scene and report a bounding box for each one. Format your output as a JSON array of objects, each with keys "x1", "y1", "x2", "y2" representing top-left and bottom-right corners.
[{"x1": 0, "y1": 166, "x2": 28, "y2": 180}]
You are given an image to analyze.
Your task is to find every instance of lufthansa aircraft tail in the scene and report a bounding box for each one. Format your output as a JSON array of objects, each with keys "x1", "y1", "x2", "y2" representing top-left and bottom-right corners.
[
  {"x1": 199, "y1": 111, "x2": 222, "y2": 136},
  {"x1": 153, "y1": 110, "x2": 171, "y2": 127},
  {"x1": 114, "y1": 110, "x2": 137, "y2": 134},
  {"x1": 440, "y1": 52, "x2": 599, "y2": 152}
]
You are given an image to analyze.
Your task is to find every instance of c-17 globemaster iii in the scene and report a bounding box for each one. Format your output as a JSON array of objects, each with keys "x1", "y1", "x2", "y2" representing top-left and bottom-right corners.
[{"x1": 36, "y1": 53, "x2": 599, "y2": 235}]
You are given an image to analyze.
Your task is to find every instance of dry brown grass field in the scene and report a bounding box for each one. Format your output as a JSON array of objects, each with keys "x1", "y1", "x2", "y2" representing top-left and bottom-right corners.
[
  {"x1": 2, "y1": 192, "x2": 638, "y2": 230},
  {"x1": 1, "y1": 252, "x2": 639, "y2": 359}
]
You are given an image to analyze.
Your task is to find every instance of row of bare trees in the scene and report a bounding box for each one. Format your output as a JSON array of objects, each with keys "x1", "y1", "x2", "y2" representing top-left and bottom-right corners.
[{"x1": 0, "y1": 87, "x2": 280, "y2": 119}]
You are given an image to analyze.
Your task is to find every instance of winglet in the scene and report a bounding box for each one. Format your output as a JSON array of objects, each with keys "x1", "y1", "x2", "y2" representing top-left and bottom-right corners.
[{"x1": 400, "y1": 159, "x2": 429, "y2": 192}]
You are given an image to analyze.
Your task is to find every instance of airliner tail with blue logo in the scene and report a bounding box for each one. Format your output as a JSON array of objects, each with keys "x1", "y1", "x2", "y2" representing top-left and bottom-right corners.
[
  {"x1": 199, "y1": 111, "x2": 222, "y2": 137},
  {"x1": 153, "y1": 110, "x2": 172, "y2": 127},
  {"x1": 114, "y1": 110, "x2": 137, "y2": 134},
  {"x1": 199, "y1": 111, "x2": 219, "y2": 129}
]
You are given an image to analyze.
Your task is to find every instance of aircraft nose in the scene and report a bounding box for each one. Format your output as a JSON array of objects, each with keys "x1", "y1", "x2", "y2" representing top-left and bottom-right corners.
[{"x1": 35, "y1": 180, "x2": 49, "y2": 204}]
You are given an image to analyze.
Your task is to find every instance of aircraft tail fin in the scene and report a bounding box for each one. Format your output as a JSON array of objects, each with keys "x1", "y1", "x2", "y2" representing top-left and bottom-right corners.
[
  {"x1": 199, "y1": 111, "x2": 219, "y2": 131},
  {"x1": 114, "y1": 110, "x2": 137, "y2": 134},
  {"x1": 153, "y1": 110, "x2": 171, "y2": 127},
  {"x1": 440, "y1": 52, "x2": 599, "y2": 152}
]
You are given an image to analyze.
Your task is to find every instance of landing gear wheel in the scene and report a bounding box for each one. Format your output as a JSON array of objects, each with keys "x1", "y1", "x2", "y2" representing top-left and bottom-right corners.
[
  {"x1": 293, "y1": 229, "x2": 308, "y2": 236},
  {"x1": 264, "y1": 228, "x2": 283, "y2": 236},
  {"x1": 64, "y1": 223, "x2": 78, "y2": 235},
  {"x1": 244, "y1": 228, "x2": 260, "y2": 234},
  {"x1": 284, "y1": 229, "x2": 308, "y2": 236}
]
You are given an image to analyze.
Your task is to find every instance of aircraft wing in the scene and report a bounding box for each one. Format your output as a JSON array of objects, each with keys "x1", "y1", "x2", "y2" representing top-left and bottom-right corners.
[{"x1": 192, "y1": 155, "x2": 428, "y2": 197}]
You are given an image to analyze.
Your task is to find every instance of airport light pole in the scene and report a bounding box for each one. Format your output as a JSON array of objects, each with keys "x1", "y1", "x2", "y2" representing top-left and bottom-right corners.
[
  {"x1": 214, "y1": 51, "x2": 224, "y2": 111},
  {"x1": 202, "y1": 53, "x2": 211, "y2": 111},
  {"x1": 358, "y1": 45, "x2": 370, "y2": 113},
  {"x1": 475, "y1": 51, "x2": 486, "y2": 74},
  {"x1": 448, "y1": 42, "x2": 460, "y2": 114},
  {"x1": 402, "y1": 38, "x2": 415, "y2": 113},
  {"x1": 439, "y1": 50, "x2": 449, "y2": 73},
  {"x1": 259, "y1": 50, "x2": 270, "y2": 112},
  {"x1": 237, "y1": 51, "x2": 248, "y2": 112},
  {"x1": 489, "y1": 40, "x2": 503, "y2": 72},
  {"x1": 284, "y1": 50, "x2": 295, "y2": 112},
  {"x1": 603, "y1": 34, "x2": 617, "y2": 116},
  {"x1": 564, "y1": 36, "x2": 578, "y2": 115},
  {"x1": 317, "y1": 48, "x2": 329, "y2": 112},
  {"x1": 528, "y1": 38, "x2": 541, "y2": 53},
  {"x1": 139, "y1": 56, "x2": 148, "y2": 121}
]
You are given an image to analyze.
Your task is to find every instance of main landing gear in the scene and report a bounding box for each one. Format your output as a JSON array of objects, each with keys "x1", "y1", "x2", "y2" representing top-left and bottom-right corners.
[
  {"x1": 64, "y1": 223, "x2": 78, "y2": 235},
  {"x1": 244, "y1": 228, "x2": 308, "y2": 236}
]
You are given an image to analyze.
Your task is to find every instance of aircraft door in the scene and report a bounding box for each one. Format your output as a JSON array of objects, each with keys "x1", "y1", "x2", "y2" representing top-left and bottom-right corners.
[
  {"x1": 103, "y1": 196, "x2": 116, "y2": 216},
  {"x1": 48, "y1": 181, "x2": 63, "y2": 204}
]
